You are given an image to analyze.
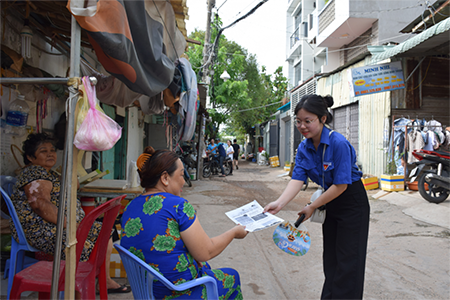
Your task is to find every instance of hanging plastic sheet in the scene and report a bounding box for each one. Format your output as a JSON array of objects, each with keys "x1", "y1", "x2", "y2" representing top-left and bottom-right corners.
[
  {"x1": 95, "y1": 75, "x2": 164, "y2": 114},
  {"x1": 67, "y1": 0, "x2": 186, "y2": 98},
  {"x1": 178, "y1": 58, "x2": 199, "y2": 142},
  {"x1": 81, "y1": 61, "x2": 165, "y2": 113}
]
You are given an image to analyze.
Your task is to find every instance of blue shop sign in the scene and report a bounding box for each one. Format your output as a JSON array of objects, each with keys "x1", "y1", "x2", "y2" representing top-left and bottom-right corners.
[{"x1": 348, "y1": 61, "x2": 405, "y2": 97}]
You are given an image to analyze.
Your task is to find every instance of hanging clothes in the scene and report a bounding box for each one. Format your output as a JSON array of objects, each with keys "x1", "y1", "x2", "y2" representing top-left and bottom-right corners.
[
  {"x1": 407, "y1": 129, "x2": 425, "y2": 163},
  {"x1": 178, "y1": 58, "x2": 199, "y2": 142},
  {"x1": 423, "y1": 131, "x2": 436, "y2": 151},
  {"x1": 388, "y1": 117, "x2": 411, "y2": 174},
  {"x1": 429, "y1": 120, "x2": 445, "y2": 145}
]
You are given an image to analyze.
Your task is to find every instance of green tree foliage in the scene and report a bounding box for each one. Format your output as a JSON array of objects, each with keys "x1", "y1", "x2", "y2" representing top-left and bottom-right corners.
[{"x1": 186, "y1": 17, "x2": 287, "y2": 138}]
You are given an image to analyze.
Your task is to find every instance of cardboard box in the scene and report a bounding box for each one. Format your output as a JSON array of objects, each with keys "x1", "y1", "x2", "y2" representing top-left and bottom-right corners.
[
  {"x1": 110, "y1": 242, "x2": 127, "y2": 278},
  {"x1": 361, "y1": 177, "x2": 379, "y2": 190},
  {"x1": 380, "y1": 174, "x2": 404, "y2": 191},
  {"x1": 269, "y1": 156, "x2": 280, "y2": 167}
]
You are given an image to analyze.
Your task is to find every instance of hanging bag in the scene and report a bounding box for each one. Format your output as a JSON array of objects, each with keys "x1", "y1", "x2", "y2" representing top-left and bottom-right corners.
[
  {"x1": 310, "y1": 130, "x2": 334, "y2": 224},
  {"x1": 74, "y1": 77, "x2": 122, "y2": 151}
]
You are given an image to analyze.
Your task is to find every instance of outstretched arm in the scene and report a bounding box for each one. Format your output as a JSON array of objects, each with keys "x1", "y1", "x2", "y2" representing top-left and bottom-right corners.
[
  {"x1": 180, "y1": 218, "x2": 247, "y2": 262},
  {"x1": 264, "y1": 179, "x2": 304, "y2": 214}
]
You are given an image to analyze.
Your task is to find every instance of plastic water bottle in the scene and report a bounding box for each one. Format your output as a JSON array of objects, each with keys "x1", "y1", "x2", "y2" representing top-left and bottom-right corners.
[{"x1": 6, "y1": 95, "x2": 29, "y2": 127}]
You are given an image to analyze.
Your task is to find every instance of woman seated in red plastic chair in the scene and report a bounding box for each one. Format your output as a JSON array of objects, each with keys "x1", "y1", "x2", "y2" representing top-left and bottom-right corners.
[
  {"x1": 9, "y1": 133, "x2": 130, "y2": 294},
  {"x1": 121, "y1": 146, "x2": 248, "y2": 299}
]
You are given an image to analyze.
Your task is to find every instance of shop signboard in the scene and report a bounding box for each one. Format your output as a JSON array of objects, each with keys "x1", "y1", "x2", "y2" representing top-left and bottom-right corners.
[{"x1": 348, "y1": 61, "x2": 405, "y2": 97}]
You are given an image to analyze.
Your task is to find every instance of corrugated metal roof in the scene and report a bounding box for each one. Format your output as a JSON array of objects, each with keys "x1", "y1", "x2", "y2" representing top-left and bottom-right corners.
[{"x1": 371, "y1": 17, "x2": 450, "y2": 63}]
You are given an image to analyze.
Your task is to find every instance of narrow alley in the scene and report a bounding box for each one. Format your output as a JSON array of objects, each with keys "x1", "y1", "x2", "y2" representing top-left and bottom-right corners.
[{"x1": 4, "y1": 161, "x2": 449, "y2": 300}]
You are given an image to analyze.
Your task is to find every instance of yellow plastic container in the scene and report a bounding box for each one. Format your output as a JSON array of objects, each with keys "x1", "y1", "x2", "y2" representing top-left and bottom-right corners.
[
  {"x1": 110, "y1": 243, "x2": 127, "y2": 278},
  {"x1": 269, "y1": 156, "x2": 280, "y2": 167},
  {"x1": 361, "y1": 177, "x2": 379, "y2": 190},
  {"x1": 380, "y1": 174, "x2": 404, "y2": 191}
]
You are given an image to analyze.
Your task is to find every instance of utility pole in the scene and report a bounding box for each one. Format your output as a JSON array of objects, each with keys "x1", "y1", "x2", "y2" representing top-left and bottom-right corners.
[
  {"x1": 201, "y1": 0, "x2": 215, "y2": 84},
  {"x1": 197, "y1": 0, "x2": 215, "y2": 180}
]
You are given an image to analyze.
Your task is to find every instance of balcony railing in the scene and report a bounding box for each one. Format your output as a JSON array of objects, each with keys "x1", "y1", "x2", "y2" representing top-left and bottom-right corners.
[
  {"x1": 290, "y1": 27, "x2": 300, "y2": 48},
  {"x1": 318, "y1": 0, "x2": 335, "y2": 34},
  {"x1": 290, "y1": 23, "x2": 308, "y2": 48}
]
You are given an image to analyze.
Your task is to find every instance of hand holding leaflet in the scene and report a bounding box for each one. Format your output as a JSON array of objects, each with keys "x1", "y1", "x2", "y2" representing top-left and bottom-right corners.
[{"x1": 225, "y1": 200, "x2": 284, "y2": 232}]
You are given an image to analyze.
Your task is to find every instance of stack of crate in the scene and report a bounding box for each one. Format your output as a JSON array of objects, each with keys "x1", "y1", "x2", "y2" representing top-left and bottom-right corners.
[{"x1": 269, "y1": 156, "x2": 280, "y2": 168}]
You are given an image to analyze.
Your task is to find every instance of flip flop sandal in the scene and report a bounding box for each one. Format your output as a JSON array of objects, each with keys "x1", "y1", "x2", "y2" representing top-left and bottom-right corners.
[{"x1": 107, "y1": 285, "x2": 132, "y2": 294}]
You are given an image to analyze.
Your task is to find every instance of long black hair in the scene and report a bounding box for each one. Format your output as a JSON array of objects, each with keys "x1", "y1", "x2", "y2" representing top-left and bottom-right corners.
[{"x1": 294, "y1": 94, "x2": 334, "y2": 125}]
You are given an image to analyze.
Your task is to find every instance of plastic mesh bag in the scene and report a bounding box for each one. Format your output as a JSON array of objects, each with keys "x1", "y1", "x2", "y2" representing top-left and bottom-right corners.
[{"x1": 74, "y1": 77, "x2": 122, "y2": 151}]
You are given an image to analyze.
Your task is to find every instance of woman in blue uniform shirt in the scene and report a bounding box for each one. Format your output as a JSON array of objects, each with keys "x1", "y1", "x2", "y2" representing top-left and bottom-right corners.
[{"x1": 264, "y1": 94, "x2": 370, "y2": 299}]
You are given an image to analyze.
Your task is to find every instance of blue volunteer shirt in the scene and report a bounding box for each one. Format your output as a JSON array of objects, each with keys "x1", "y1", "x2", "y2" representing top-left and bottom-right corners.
[
  {"x1": 217, "y1": 143, "x2": 227, "y2": 157},
  {"x1": 292, "y1": 126, "x2": 362, "y2": 189}
]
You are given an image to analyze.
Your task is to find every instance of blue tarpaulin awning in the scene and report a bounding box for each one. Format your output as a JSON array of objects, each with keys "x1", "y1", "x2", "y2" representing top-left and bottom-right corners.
[{"x1": 277, "y1": 102, "x2": 291, "y2": 113}]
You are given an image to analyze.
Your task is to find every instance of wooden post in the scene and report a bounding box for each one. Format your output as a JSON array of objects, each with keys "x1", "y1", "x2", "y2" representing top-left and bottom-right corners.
[{"x1": 65, "y1": 121, "x2": 79, "y2": 299}]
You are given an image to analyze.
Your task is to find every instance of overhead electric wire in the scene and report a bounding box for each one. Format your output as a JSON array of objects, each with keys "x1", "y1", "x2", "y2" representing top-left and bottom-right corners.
[
  {"x1": 234, "y1": 100, "x2": 282, "y2": 113},
  {"x1": 350, "y1": 3, "x2": 424, "y2": 15},
  {"x1": 219, "y1": 0, "x2": 268, "y2": 33},
  {"x1": 325, "y1": 33, "x2": 415, "y2": 54},
  {"x1": 201, "y1": 0, "x2": 269, "y2": 71},
  {"x1": 233, "y1": 0, "x2": 260, "y2": 19},
  {"x1": 200, "y1": 0, "x2": 428, "y2": 68},
  {"x1": 217, "y1": 0, "x2": 229, "y2": 12}
]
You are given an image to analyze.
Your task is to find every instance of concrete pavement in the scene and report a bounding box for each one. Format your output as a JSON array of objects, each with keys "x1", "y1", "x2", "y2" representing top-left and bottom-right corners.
[{"x1": 373, "y1": 189, "x2": 450, "y2": 229}]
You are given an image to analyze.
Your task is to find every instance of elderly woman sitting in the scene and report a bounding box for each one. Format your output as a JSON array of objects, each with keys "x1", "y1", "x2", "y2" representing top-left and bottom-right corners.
[
  {"x1": 9, "y1": 133, "x2": 130, "y2": 294},
  {"x1": 121, "y1": 146, "x2": 248, "y2": 299}
]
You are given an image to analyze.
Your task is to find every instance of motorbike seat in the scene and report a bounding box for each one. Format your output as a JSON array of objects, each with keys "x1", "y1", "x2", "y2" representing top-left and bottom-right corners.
[{"x1": 435, "y1": 150, "x2": 450, "y2": 159}]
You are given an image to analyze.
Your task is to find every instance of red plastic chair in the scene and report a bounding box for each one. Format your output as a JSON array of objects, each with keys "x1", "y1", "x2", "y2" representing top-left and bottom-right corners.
[{"x1": 9, "y1": 195, "x2": 126, "y2": 300}]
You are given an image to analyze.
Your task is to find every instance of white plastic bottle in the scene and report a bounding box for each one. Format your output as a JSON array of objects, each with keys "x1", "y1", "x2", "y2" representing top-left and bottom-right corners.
[{"x1": 6, "y1": 95, "x2": 29, "y2": 127}]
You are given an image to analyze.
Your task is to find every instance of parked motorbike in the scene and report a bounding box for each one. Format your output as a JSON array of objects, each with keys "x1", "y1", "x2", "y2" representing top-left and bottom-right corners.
[
  {"x1": 202, "y1": 154, "x2": 231, "y2": 178},
  {"x1": 180, "y1": 145, "x2": 197, "y2": 170},
  {"x1": 176, "y1": 147, "x2": 193, "y2": 187},
  {"x1": 409, "y1": 149, "x2": 450, "y2": 203}
]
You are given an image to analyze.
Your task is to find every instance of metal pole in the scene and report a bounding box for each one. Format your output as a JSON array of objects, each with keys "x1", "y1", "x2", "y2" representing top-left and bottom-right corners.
[
  {"x1": 50, "y1": 15, "x2": 81, "y2": 300},
  {"x1": 405, "y1": 56, "x2": 426, "y2": 83},
  {"x1": 197, "y1": 115, "x2": 206, "y2": 180},
  {"x1": 0, "y1": 78, "x2": 69, "y2": 85},
  {"x1": 198, "y1": 0, "x2": 214, "y2": 179}
]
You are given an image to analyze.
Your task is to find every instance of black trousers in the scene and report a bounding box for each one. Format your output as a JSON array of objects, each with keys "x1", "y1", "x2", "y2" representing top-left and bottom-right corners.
[{"x1": 321, "y1": 180, "x2": 370, "y2": 300}]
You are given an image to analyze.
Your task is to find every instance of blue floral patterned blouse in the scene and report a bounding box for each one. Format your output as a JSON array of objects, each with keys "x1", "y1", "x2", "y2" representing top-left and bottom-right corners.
[{"x1": 121, "y1": 192, "x2": 243, "y2": 300}]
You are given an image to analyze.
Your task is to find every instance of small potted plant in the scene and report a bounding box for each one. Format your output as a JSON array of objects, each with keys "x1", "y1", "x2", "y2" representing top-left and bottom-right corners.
[
  {"x1": 380, "y1": 152, "x2": 405, "y2": 192},
  {"x1": 262, "y1": 151, "x2": 270, "y2": 166}
]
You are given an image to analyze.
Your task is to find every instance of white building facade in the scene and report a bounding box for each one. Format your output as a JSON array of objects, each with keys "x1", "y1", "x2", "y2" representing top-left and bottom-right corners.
[{"x1": 286, "y1": 0, "x2": 425, "y2": 164}]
